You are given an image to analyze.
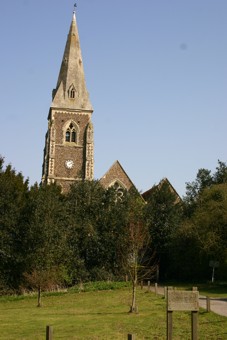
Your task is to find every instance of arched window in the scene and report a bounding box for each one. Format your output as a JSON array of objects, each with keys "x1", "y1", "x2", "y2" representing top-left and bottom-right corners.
[
  {"x1": 68, "y1": 84, "x2": 76, "y2": 99},
  {"x1": 65, "y1": 122, "x2": 77, "y2": 143},
  {"x1": 70, "y1": 88, "x2": 75, "y2": 99}
]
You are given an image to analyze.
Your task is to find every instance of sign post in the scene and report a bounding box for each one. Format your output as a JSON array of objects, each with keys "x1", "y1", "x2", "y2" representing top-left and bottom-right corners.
[
  {"x1": 167, "y1": 289, "x2": 199, "y2": 340},
  {"x1": 209, "y1": 261, "x2": 219, "y2": 283}
]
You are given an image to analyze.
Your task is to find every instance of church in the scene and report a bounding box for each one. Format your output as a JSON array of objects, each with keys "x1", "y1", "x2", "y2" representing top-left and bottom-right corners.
[{"x1": 41, "y1": 9, "x2": 179, "y2": 200}]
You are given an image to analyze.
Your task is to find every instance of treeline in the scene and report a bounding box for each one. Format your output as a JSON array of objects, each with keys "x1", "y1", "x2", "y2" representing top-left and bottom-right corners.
[{"x1": 0, "y1": 156, "x2": 227, "y2": 294}]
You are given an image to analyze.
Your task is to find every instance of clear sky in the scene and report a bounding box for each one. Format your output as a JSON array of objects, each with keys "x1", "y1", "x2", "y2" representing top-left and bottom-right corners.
[{"x1": 0, "y1": 0, "x2": 227, "y2": 197}]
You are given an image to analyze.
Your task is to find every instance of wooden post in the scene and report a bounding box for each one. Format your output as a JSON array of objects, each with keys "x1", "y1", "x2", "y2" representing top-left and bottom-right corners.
[
  {"x1": 140, "y1": 280, "x2": 143, "y2": 289},
  {"x1": 164, "y1": 287, "x2": 167, "y2": 299},
  {"x1": 191, "y1": 311, "x2": 198, "y2": 340},
  {"x1": 147, "y1": 280, "x2": 150, "y2": 292},
  {"x1": 128, "y1": 334, "x2": 135, "y2": 339},
  {"x1": 167, "y1": 311, "x2": 173, "y2": 340},
  {"x1": 46, "y1": 326, "x2": 53, "y2": 340},
  {"x1": 206, "y1": 296, "x2": 210, "y2": 312},
  {"x1": 155, "y1": 282, "x2": 158, "y2": 295}
]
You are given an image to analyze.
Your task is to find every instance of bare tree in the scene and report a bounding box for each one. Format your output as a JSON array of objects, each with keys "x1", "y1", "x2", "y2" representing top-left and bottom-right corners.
[
  {"x1": 125, "y1": 221, "x2": 157, "y2": 313},
  {"x1": 24, "y1": 267, "x2": 64, "y2": 307}
]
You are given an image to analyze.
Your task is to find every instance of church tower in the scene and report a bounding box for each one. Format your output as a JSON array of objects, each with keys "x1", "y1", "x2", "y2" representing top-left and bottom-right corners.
[{"x1": 42, "y1": 10, "x2": 94, "y2": 192}]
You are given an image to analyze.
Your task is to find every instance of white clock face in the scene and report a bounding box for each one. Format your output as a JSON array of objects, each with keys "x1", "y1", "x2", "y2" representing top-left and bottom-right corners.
[{"x1": 65, "y1": 159, "x2": 74, "y2": 169}]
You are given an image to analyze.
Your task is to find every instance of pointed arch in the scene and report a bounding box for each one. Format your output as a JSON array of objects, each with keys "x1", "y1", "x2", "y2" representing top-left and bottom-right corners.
[
  {"x1": 68, "y1": 84, "x2": 76, "y2": 99},
  {"x1": 63, "y1": 120, "x2": 79, "y2": 144}
]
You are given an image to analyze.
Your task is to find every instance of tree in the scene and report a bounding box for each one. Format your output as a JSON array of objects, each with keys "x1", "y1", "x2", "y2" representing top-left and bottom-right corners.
[
  {"x1": 213, "y1": 160, "x2": 227, "y2": 184},
  {"x1": 66, "y1": 180, "x2": 107, "y2": 282},
  {"x1": 66, "y1": 180, "x2": 133, "y2": 282},
  {"x1": 184, "y1": 160, "x2": 227, "y2": 216},
  {"x1": 120, "y1": 189, "x2": 156, "y2": 313},
  {"x1": 0, "y1": 157, "x2": 29, "y2": 290},
  {"x1": 145, "y1": 181, "x2": 183, "y2": 280},
  {"x1": 193, "y1": 184, "x2": 227, "y2": 263},
  {"x1": 126, "y1": 221, "x2": 156, "y2": 312},
  {"x1": 23, "y1": 183, "x2": 69, "y2": 304},
  {"x1": 173, "y1": 183, "x2": 227, "y2": 281},
  {"x1": 184, "y1": 168, "x2": 213, "y2": 216}
]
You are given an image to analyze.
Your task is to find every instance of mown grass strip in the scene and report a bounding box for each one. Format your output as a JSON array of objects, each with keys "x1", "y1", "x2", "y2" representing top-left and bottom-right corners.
[{"x1": 0, "y1": 287, "x2": 226, "y2": 339}]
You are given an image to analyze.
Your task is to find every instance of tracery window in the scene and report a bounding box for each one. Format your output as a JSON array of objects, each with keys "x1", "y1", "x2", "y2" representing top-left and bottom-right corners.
[
  {"x1": 65, "y1": 122, "x2": 77, "y2": 143},
  {"x1": 112, "y1": 181, "x2": 125, "y2": 201}
]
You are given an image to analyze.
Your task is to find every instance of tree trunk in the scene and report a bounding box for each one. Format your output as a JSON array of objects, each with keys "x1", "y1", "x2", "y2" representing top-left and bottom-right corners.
[
  {"x1": 37, "y1": 286, "x2": 41, "y2": 307},
  {"x1": 130, "y1": 263, "x2": 138, "y2": 313}
]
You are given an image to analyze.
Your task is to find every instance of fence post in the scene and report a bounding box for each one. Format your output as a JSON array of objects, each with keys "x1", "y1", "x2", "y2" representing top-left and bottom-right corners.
[
  {"x1": 206, "y1": 296, "x2": 211, "y2": 312},
  {"x1": 128, "y1": 334, "x2": 135, "y2": 340},
  {"x1": 140, "y1": 280, "x2": 143, "y2": 289},
  {"x1": 147, "y1": 280, "x2": 150, "y2": 292},
  {"x1": 46, "y1": 326, "x2": 53, "y2": 340},
  {"x1": 155, "y1": 282, "x2": 158, "y2": 295},
  {"x1": 164, "y1": 286, "x2": 167, "y2": 299}
]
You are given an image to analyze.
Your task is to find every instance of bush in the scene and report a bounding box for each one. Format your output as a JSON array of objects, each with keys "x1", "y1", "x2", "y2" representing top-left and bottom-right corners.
[{"x1": 69, "y1": 281, "x2": 131, "y2": 293}]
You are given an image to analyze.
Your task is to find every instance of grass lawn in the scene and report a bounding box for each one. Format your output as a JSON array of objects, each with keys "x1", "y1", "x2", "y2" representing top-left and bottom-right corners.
[{"x1": 0, "y1": 287, "x2": 227, "y2": 339}]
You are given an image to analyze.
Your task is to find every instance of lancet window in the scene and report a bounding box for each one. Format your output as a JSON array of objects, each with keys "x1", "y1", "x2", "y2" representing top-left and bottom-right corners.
[
  {"x1": 65, "y1": 122, "x2": 77, "y2": 143},
  {"x1": 68, "y1": 84, "x2": 76, "y2": 99}
]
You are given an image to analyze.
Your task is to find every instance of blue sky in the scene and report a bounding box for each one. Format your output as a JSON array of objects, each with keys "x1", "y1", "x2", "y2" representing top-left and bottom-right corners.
[{"x1": 0, "y1": 0, "x2": 227, "y2": 197}]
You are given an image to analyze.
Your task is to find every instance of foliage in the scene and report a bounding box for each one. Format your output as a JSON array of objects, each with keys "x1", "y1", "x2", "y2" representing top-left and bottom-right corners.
[
  {"x1": 184, "y1": 160, "x2": 227, "y2": 216},
  {"x1": 69, "y1": 280, "x2": 131, "y2": 293},
  {"x1": 192, "y1": 184, "x2": 227, "y2": 261},
  {"x1": 0, "y1": 156, "x2": 29, "y2": 289},
  {"x1": 65, "y1": 180, "x2": 130, "y2": 283},
  {"x1": 1, "y1": 155, "x2": 227, "y2": 290},
  {"x1": 145, "y1": 180, "x2": 183, "y2": 280}
]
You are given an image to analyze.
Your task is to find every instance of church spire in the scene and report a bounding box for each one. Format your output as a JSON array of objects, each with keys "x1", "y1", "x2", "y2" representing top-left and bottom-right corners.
[{"x1": 52, "y1": 9, "x2": 93, "y2": 111}]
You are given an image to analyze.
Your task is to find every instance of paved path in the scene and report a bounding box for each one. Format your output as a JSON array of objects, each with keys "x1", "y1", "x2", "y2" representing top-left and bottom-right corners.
[
  {"x1": 148, "y1": 285, "x2": 227, "y2": 317},
  {"x1": 199, "y1": 296, "x2": 227, "y2": 317}
]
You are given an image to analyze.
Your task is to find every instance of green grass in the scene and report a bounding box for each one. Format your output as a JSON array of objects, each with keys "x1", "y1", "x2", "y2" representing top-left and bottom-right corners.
[{"x1": 0, "y1": 287, "x2": 226, "y2": 339}]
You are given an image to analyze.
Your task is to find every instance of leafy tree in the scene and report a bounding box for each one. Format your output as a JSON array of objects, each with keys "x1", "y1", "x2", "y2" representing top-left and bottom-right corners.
[
  {"x1": 145, "y1": 181, "x2": 183, "y2": 280},
  {"x1": 66, "y1": 180, "x2": 107, "y2": 282},
  {"x1": 213, "y1": 160, "x2": 227, "y2": 184},
  {"x1": 174, "y1": 182, "x2": 227, "y2": 281},
  {"x1": 66, "y1": 181, "x2": 135, "y2": 282},
  {"x1": 23, "y1": 183, "x2": 69, "y2": 303},
  {"x1": 193, "y1": 183, "x2": 227, "y2": 263},
  {"x1": 168, "y1": 220, "x2": 206, "y2": 281},
  {"x1": 184, "y1": 160, "x2": 227, "y2": 216},
  {"x1": 184, "y1": 168, "x2": 213, "y2": 216},
  {"x1": 0, "y1": 157, "x2": 29, "y2": 290}
]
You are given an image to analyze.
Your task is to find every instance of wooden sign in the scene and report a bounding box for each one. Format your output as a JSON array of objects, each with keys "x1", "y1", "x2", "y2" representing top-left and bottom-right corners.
[{"x1": 167, "y1": 290, "x2": 199, "y2": 311}]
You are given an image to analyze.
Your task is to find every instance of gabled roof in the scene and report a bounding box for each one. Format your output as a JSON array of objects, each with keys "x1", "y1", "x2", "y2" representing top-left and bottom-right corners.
[
  {"x1": 99, "y1": 160, "x2": 136, "y2": 191},
  {"x1": 142, "y1": 177, "x2": 182, "y2": 203}
]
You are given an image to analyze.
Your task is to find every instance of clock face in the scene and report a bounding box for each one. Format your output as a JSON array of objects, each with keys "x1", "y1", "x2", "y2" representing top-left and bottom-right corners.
[{"x1": 65, "y1": 159, "x2": 74, "y2": 169}]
